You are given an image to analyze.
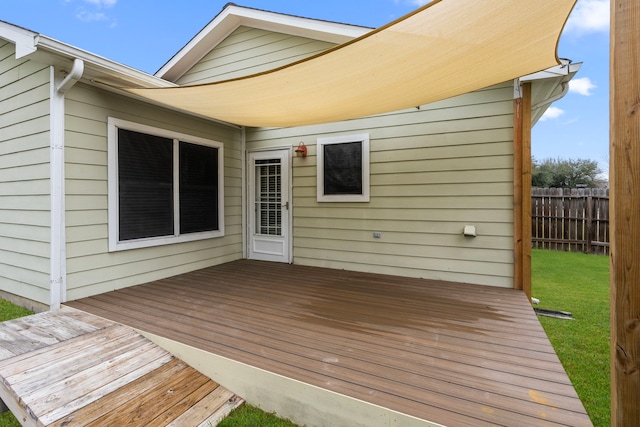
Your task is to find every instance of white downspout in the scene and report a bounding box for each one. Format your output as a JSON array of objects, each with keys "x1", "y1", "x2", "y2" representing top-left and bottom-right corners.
[
  {"x1": 50, "y1": 58, "x2": 84, "y2": 310},
  {"x1": 241, "y1": 127, "x2": 247, "y2": 259}
]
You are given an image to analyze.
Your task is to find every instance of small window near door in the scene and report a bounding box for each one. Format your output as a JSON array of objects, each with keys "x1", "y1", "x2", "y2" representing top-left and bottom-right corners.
[
  {"x1": 108, "y1": 118, "x2": 224, "y2": 251},
  {"x1": 317, "y1": 134, "x2": 370, "y2": 202}
]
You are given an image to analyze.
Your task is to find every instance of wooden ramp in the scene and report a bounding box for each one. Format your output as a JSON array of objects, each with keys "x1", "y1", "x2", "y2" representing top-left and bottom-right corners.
[{"x1": 0, "y1": 306, "x2": 243, "y2": 427}]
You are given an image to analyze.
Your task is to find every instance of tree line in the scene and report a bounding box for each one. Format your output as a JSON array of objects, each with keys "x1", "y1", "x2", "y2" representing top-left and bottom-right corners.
[{"x1": 531, "y1": 157, "x2": 606, "y2": 188}]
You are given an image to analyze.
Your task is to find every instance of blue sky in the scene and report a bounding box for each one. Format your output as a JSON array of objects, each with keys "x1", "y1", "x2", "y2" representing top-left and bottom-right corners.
[{"x1": 2, "y1": 0, "x2": 610, "y2": 177}]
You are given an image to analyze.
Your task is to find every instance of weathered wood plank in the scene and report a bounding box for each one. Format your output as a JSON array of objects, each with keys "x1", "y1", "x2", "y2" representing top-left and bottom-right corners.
[
  {"x1": 58, "y1": 306, "x2": 115, "y2": 329},
  {"x1": 41, "y1": 349, "x2": 173, "y2": 426},
  {"x1": 167, "y1": 388, "x2": 241, "y2": 427},
  {"x1": 0, "y1": 310, "x2": 104, "y2": 359},
  {"x1": 3, "y1": 326, "x2": 140, "y2": 389},
  {"x1": 106, "y1": 367, "x2": 211, "y2": 426},
  {"x1": 24, "y1": 341, "x2": 165, "y2": 418},
  {"x1": 0, "y1": 308, "x2": 240, "y2": 427},
  {"x1": 81, "y1": 360, "x2": 205, "y2": 426},
  {"x1": 0, "y1": 347, "x2": 16, "y2": 360},
  {"x1": 0, "y1": 378, "x2": 38, "y2": 427},
  {"x1": 141, "y1": 376, "x2": 220, "y2": 427},
  {"x1": 45, "y1": 359, "x2": 184, "y2": 426}
]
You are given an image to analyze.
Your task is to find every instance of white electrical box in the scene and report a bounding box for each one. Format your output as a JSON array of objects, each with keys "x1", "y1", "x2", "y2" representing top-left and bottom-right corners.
[{"x1": 463, "y1": 225, "x2": 477, "y2": 237}]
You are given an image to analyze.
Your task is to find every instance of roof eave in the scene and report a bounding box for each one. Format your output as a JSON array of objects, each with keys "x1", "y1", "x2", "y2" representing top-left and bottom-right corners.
[
  {"x1": 155, "y1": 3, "x2": 371, "y2": 82},
  {"x1": 524, "y1": 61, "x2": 582, "y2": 125},
  {"x1": 521, "y1": 59, "x2": 582, "y2": 82},
  {"x1": 0, "y1": 21, "x2": 38, "y2": 58},
  {"x1": 34, "y1": 35, "x2": 176, "y2": 88}
]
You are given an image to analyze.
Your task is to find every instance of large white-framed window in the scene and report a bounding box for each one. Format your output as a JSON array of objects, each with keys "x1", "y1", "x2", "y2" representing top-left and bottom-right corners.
[
  {"x1": 108, "y1": 118, "x2": 224, "y2": 251},
  {"x1": 317, "y1": 133, "x2": 370, "y2": 202}
]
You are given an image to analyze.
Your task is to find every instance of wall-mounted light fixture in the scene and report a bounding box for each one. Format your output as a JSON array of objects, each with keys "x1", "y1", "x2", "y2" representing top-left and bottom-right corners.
[{"x1": 295, "y1": 142, "x2": 307, "y2": 157}]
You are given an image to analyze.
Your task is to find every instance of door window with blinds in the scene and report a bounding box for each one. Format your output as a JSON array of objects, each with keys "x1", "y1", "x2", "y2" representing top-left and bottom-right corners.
[
  {"x1": 254, "y1": 159, "x2": 282, "y2": 236},
  {"x1": 317, "y1": 134, "x2": 370, "y2": 202},
  {"x1": 107, "y1": 118, "x2": 224, "y2": 251}
]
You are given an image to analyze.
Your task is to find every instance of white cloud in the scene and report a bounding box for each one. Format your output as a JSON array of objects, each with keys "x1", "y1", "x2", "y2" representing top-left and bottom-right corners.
[
  {"x1": 71, "y1": 0, "x2": 117, "y2": 25},
  {"x1": 565, "y1": 0, "x2": 610, "y2": 34},
  {"x1": 540, "y1": 107, "x2": 566, "y2": 121},
  {"x1": 569, "y1": 77, "x2": 597, "y2": 96},
  {"x1": 394, "y1": 0, "x2": 429, "y2": 6},
  {"x1": 76, "y1": 10, "x2": 109, "y2": 22},
  {"x1": 82, "y1": 0, "x2": 117, "y2": 7}
]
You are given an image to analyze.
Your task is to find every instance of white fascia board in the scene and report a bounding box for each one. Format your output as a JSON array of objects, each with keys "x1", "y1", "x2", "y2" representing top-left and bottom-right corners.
[
  {"x1": 156, "y1": 4, "x2": 371, "y2": 82},
  {"x1": 514, "y1": 61, "x2": 582, "y2": 98},
  {"x1": 35, "y1": 35, "x2": 176, "y2": 88},
  {"x1": 235, "y1": 7, "x2": 371, "y2": 43},
  {"x1": 520, "y1": 60, "x2": 582, "y2": 82},
  {"x1": 0, "y1": 22, "x2": 37, "y2": 58}
]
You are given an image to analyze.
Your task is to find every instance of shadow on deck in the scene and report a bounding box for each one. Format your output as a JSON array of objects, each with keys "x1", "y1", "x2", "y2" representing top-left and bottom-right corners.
[{"x1": 66, "y1": 259, "x2": 593, "y2": 427}]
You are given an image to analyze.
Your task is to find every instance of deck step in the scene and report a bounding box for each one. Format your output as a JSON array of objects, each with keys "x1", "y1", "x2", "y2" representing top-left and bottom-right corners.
[{"x1": 0, "y1": 306, "x2": 243, "y2": 426}]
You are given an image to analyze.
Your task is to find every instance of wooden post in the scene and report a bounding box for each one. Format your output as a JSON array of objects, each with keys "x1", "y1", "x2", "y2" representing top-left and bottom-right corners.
[
  {"x1": 611, "y1": 1, "x2": 640, "y2": 425},
  {"x1": 513, "y1": 82, "x2": 532, "y2": 300},
  {"x1": 586, "y1": 195, "x2": 593, "y2": 255},
  {"x1": 521, "y1": 83, "x2": 532, "y2": 300},
  {"x1": 513, "y1": 96, "x2": 523, "y2": 293}
]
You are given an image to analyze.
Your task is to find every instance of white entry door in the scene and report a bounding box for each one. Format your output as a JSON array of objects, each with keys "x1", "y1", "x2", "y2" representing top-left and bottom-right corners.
[{"x1": 248, "y1": 149, "x2": 290, "y2": 262}]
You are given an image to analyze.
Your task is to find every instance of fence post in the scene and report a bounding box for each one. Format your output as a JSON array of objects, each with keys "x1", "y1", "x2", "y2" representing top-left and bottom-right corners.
[
  {"x1": 531, "y1": 188, "x2": 609, "y2": 255},
  {"x1": 586, "y1": 195, "x2": 593, "y2": 254}
]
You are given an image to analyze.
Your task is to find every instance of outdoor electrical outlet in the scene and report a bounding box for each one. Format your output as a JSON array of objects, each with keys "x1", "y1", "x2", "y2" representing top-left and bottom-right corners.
[{"x1": 373, "y1": 232, "x2": 382, "y2": 238}]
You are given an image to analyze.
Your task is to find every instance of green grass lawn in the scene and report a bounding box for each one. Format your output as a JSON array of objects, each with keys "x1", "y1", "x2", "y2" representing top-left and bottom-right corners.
[
  {"x1": 217, "y1": 404, "x2": 298, "y2": 427},
  {"x1": 532, "y1": 248, "x2": 610, "y2": 427},
  {"x1": 0, "y1": 251, "x2": 611, "y2": 426}
]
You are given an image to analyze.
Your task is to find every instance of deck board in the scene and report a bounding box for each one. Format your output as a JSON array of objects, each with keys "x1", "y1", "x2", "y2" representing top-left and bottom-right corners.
[
  {"x1": 0, "y1": 307, "x2": 243, "y2": 427},
  {"x1": 67, "y1": 259, "x2": 593, "y2": 427}
]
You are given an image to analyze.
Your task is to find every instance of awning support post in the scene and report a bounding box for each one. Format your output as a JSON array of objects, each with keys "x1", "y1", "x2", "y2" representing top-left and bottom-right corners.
[
  {"x1": 610, "y1": 1, "x2": 640, "y2": 425},
  {"x1": 513, "y1": 81, "x2": 532, "y2": 300}
]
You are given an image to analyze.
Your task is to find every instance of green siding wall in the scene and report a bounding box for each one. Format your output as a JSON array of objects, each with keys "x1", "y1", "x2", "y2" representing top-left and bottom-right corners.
[
  {"x1": 0, "y1": 41, "x2": 51, "y2": 305},
  {"x1": 177, "y1": 23, "x2": 515, "y2": 288},
  {"x1": 247, "y1": 83, "x2": 515, "y2": 288},
  {"x1": 63, "y1": 83, "x2": 244, "y2": 300},
  {"x1": 177, "y1": 26, "x2": 336, "y2": 84}
]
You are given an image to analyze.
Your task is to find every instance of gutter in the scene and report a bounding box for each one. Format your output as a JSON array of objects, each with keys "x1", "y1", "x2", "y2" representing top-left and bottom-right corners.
[
  {"x1": 57, "y1": 57, "x2": 84, "y2": 94},
  {"x1": 531, "y1": 81, "x2": 570, "y2": 110},
  {"x1": 515, "y1": 60, "x2": 582, "y2": 124},
  {"x1": 49, "y1": 58, "x2": 84, "y2": 310},
  {"x1": 35, "y1": 34, "x2": 176, "y2": 89},
  {"x1": 35, "y1": 37, "x2": 240, "y2": 128}
]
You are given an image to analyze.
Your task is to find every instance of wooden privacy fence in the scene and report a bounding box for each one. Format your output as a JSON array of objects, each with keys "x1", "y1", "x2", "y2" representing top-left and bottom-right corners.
[{"x1": 531, "y1": 188, "x2": 610, "y2": 255}]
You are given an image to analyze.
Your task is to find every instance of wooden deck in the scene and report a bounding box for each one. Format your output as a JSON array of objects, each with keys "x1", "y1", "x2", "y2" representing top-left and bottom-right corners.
[
  {"x1": 67, "y1": 260, "x2": 593, "y2": 427},
  {"x1": 0, "y1": 307, "x2": 243, "y2": 426}
]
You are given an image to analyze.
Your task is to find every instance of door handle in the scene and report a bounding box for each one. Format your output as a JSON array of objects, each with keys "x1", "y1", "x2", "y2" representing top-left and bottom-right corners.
[{"x1": 282, "y1": 201, "x2": 289, "y2": 210}]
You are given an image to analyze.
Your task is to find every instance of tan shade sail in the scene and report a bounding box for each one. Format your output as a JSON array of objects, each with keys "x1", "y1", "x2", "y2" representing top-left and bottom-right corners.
[{"x1": 123, "y1": 0, "x2": 576, "y2": 128}]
